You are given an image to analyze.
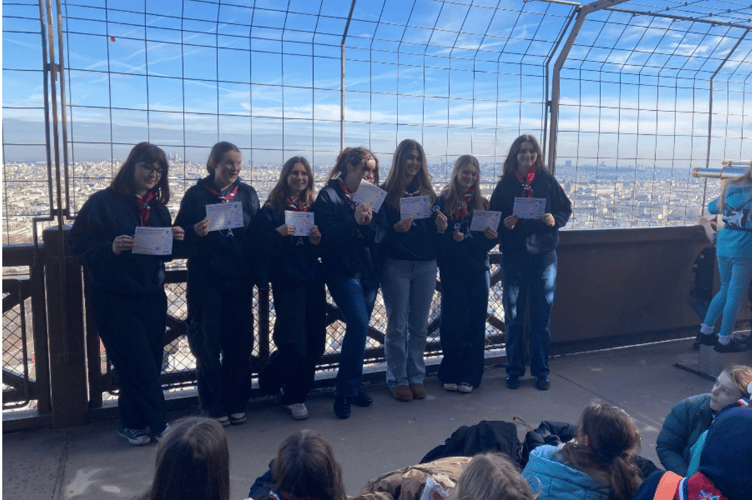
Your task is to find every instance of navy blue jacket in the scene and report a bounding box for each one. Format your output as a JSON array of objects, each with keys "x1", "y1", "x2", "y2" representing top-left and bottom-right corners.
[
  {"x1": 174, "y1": 177, "x2": 259, "y2": 289},
  {"x1": 313, "y1": 179, "x2": 384, "y2": 280},
  {"x1": 68, "y1": 187, "x2": 172, "y2": 295},
  {"x1": 489, "y1": 170, "x2": 572, "y2": 255},
  {"x1": 435, "y1": 194, "x2": 497, "y2": 277},
  {"x1": 252, "y1": 203, "x2": 323, "y2": 285}
]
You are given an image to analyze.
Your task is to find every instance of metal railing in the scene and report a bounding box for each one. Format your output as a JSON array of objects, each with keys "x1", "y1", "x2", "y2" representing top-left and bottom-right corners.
[{"x1": 2, "y1": 231, "x2": 509, "y2": 429}]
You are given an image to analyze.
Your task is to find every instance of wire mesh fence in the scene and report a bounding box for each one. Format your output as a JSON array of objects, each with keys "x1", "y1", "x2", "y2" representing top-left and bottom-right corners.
[{"x1": 4, "y1": 0, "x2": 752, "y2": 246}]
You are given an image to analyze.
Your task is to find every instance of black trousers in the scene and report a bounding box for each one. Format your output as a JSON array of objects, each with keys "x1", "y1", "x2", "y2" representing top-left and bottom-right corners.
[
  {"x1": 91, "y1": 289, "x2": 167, "y2": 433},
  {"x1": 259, "y1": 279, "x2": 326, "y2": 404},
  {"x1": 186, "y1": 281, "x2": 254, "y2": 416}
]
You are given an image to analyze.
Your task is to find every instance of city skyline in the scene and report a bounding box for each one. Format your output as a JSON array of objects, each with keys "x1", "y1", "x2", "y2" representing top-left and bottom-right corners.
[{"x1": 4, "y1": 0, "x2": 752, "y2": 165}]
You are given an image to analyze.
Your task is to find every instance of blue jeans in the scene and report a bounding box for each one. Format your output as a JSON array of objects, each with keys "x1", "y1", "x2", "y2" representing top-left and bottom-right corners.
[
  {"x1": 381, "y1": 258, "x2": 437, "y2": 388},
  {"x1": 438, "y1": 269, "x2": 490, "y2": 387},
  {"x1": 502, "y1": 251, "x2": 557, "y2": 379},
  {"x1": 703, "y1": 256, "x2": 752, "y2": 339},
  {"x1": 327, "y1": 275, "x2": 379, "y2": 397}
]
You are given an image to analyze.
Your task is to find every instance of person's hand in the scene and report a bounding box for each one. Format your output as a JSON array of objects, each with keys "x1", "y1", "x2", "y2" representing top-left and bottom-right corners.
[
  {"x1": 172, "y1": 226, "x2": 185, "y2": 241},
  {"x1": 504, "y1": 215, "x2": 519, "y2": 230},
  {"x1": 484, "y1": 226, "x2": 498, "y2": 240},
  {"x1": 194, "y1": 218, "x2": 210, "y2": 237},
  {"x1": 453, "y1": 228, "x2": 465, "y2": 242},
  {"x1": 355, "y1": 203, "x2": 372, "y2": 226},
  {"x1": 394, "y1": 217, "x2": 413, "y2": 233},
  {"x1": 310, "y1": 225, "x2": 322, "y2": 245},
  {"x1": 542, "y1": 213, "x2": 555, "y2": 227},
  {"x1": 276, "y1": 224, "x2": 294, "y2": 236},
  {"x1": 112, "y1": 234, "x2": 134, "y2": 255},
  {"x1": 435, "y1": 211, "x2": 448, "y2": 232}
]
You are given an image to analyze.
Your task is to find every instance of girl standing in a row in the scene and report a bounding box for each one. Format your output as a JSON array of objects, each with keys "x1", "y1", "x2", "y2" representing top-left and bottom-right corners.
[
  {"x1": 313, "y1": 147, "x2": 383, "y2": 419},
  {"x1": 381, "y1": 139, "x2": 447, "y2": 402},
  {"x1": 436, "y1": 155, "x2": 497, "y2": 394},
  {"x1": 68, "y1": 142, "x2": 184, "y2": 445},
  {"x1": 254, "y1": 157, "x2": 325, "y2": 420},
  {"x1": 175, "y1": 141, "x2": 259, "y2": 426},
  {"x1": 490, "y1": 135, "x2": 571, "y2": 391}
]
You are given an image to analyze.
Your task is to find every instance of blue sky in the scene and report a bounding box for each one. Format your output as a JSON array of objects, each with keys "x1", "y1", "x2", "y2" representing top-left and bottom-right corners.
[{"x1": 3, "y1": 0, "x2": 752, "y2": 167}]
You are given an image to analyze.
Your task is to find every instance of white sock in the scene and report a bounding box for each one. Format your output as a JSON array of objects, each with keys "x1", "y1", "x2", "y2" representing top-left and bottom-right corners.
[
  {"x1": 700, "y1": 324, "x2": 714, "y2": 335},
  {"x1": 718, "y1": 336, "x2": 731, "y2": 345}
]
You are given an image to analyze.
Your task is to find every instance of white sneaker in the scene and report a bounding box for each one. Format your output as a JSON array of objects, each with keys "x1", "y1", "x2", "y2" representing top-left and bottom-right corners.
[
  {"x1": 443, "y1": 383, "x2": 458, "y2": 392},
  {"x1": 229, "y1": 412, "x2": 247, "y2": 425},
  {"x1": 458, "y1": 383, "x2": 473, "y2": 394},
  {"x1": 117, "y1": 426, "x2": 151, "y2": 446},
  {"x1": 286, "y1": 403, "x2": 309, "y2": 420},
  {"x1": 214, "y1": 414, "x2": 230, "y2": 427}
]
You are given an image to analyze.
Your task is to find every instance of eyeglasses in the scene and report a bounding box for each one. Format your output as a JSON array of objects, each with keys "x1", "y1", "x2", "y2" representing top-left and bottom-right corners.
[
  {"x1": 518, "y1": 149, "x2": 537, "y2": 156},
  {"x1": 138, "y1": 162, "x2": 163, "y2": 175}
]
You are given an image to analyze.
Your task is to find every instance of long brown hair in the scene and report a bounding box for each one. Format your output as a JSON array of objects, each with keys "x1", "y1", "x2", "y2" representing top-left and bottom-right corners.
[
  {"x1": 326, "y1": 147, "x2": 376, "y2": 184},
  {"x1": 110, "y1": 142, "x2": 171, "y2": 204},
  {"x1": 440, "y1": 155, "x2": 488, "y2": 218},
  {"x1": 555, "y1": 402, "x2": 642, "y2": 500},
  {"x1": 449, "y1": 453, "x2": 534, "y2": 500},
  {"x1": 141, "y1": 417, "x2": 230, "y2": 500},
  {"x1": 383, "y1": 139, "x2": 435, "y2": 211},
  {"x1": 266, "y1": 156, "x2": 316, "y2": 212},
  {"x1": 501, "y1": 134, "x2": 547, "y2": 179},
  {"x1": 272, "y1": 430, "x2": 347, "y2": 500}
]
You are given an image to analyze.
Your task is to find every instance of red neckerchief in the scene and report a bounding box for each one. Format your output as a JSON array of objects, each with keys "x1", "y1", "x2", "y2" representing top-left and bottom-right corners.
[
  {"x1": 286, "y1": 197, "x2": 309, "y2": 212},
  {"x1": 337, "y1": 177, "x2": 356, "y2": 209},
  {"x1": 137, "y1": 191, "x2": 155, "y2": 225},
  {"x1": 205, "y1": 183, "x2": 238, "y2": 203},
  {"x1": 514, "y1": 166, "x2": 536, "y2": 197},
  {"x1": 678, "y1": 472, "x2": 727, "y2": 500},
  {"x1": 269, "y1": 490, "x2": 317, "y2": 500},
  {"x1": 454, "y1": 191, "x2": 474, "y2": 220}
]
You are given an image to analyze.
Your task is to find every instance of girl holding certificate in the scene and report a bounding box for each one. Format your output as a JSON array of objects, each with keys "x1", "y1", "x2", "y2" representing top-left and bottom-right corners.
[
  {"x1": 380, "y1": 139, "x2": 448, "y2": 402},
  {"x1": 68, "y1": 142, "x2": 184, "y2": 445},
  {"x1": 489, "y1": 135, "x2": 571, "y2": 392},
  {"x1": 253, "y1": 157, "x2": 325, "y2": 420},
  {"x1": 174, "y1": 141, "x2": 259, "y2": 426},
  {"x1": 313, "y1": 147, "x2": 382, "y2": 419},
  {"x1": 436, "y1": 155, "x2": 498, "y2": 394}
]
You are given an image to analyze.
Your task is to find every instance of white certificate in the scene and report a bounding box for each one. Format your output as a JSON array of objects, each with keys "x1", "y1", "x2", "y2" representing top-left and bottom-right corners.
[
  {"x1": 353, "y1": 181, "x2": 387, "y2": 213},
  {"x1": 399, "y1": 195, "x2": 431, "y2": 220},
  {"x1": 206, "y1": 202, "x2": 244, "y2": 232},
  {"x1": 132, "y1": 227, "x2": 173, "y2": 255},
  {"x1": 513, "y1": 197, "x2": 546, "y2": 219},
  {"x1": 470, "y1": 210, "x2": 502, "y2": 232},
  {"x1": 285, "y1": 211, "x2": 315, "y2": 236}
]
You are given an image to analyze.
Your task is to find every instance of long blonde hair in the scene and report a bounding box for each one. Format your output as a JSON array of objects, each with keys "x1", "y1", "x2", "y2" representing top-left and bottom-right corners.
[
  {"x1": 449, "y1": 453, "x2": 534, "y2": 500},
  {"x1": 440, "y1": 155, "x2": 488, "y2": 218},
  {"x1": 383, "y1": 139, "x2": 435, "y2": 211},
  {"x1": 718, "y1": 160, "x2": 752, "y2": 214}
]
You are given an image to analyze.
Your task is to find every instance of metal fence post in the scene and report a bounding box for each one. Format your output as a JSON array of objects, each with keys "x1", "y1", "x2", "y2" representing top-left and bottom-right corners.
[{"x1": 43, "y1": 226, "x2": 88, "y2": 427}]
